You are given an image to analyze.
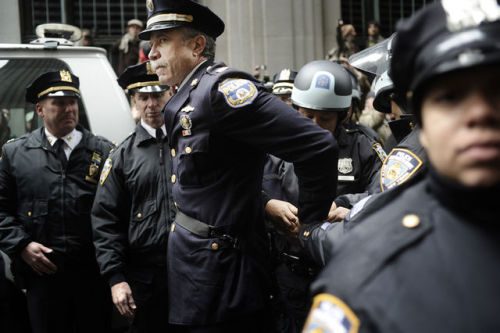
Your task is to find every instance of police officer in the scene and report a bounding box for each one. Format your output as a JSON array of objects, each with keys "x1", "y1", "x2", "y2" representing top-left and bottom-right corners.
[
  {"x1": 304, "y1": 1, "x2": 500, "y2": 331},
  {"x1": 271, "y1": 68, "x2": 297, "y2": 106},
  {"x1": 262, "y1": 60, "x2": 384, "y2": 332},
  {"x1": 91, "y1": 61, "x2": 174, "y2": 333},
  {"x1": 140, "y1": 0, "x2": 338, "y2": 331},
  {"x1": 0, "y1": 70, "x2": 113, "y2": 333}
]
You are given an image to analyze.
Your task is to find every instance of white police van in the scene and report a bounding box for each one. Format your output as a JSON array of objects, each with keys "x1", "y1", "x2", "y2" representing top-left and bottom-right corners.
[{"x1": 0, "y1": 24, "x2": 135, "y2": 147}]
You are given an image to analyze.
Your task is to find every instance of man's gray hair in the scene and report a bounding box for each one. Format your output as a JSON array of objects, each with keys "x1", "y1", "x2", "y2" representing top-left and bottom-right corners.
[{"x1": 178, "y1": 27, "x2": 216, "y2": 61}]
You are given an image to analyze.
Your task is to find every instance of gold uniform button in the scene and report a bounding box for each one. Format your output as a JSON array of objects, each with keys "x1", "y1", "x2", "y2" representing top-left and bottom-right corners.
[
  {"x1": 402, "y1": 214, "x2": 420, "y2": 228},
  {"x1": 137, "y1": 213, "x2": 142, "y2": 219},
  {"x1": 27, "y1": 211, "x2": 32, "y2": 217},
  {"x1": 171, "y1": 174, "x2": 177, "y2": 183},
  {"x1": 170, "y1": 149, "x2": 176, "y2": 157},
  {"x1": 185, "y1": 147, "x2": 192, "y2": 154},
  {"x1": 211, "y1": 242, "x2": 219, "y2": 251}
]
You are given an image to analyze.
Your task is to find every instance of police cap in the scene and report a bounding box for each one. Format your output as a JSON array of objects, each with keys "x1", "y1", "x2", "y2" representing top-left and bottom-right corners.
[
  {"x1": 272, "y1": 69, "x2": 298, "y2": 95},
  {"x1": 118, "y1": 61, "x2": 169, "y2": 94},
  {"x1": 390, "y1": 0, "x2": 500, "y2": 106},
  {"x1": 26, "y1": 70, "x2": 80, "y2": 104},
  {"x1": 139, "y1": 0, "x2": 225, "y2": 40}
]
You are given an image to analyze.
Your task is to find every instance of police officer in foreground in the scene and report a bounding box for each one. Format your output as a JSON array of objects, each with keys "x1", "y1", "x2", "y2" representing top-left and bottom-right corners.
[
  {"x1": 0, "y1": 71, "x2": 113, "y2": 333},
  {"x1": 262, "y1": 61, "x2": 383, "y2": 332},
  {"x1": 91, "y1": 61, "x2": 174, "y2": 333},
  {"x1": 304, "y1": 1, "x2": 500, "y2": 331},
  {"x1": 140, "y1": 0, "x2": 338, "y2": 331}
]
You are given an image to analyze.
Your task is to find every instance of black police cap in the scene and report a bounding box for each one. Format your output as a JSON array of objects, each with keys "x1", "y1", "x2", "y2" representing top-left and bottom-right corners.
[
  {"x1": 139, "y1": 0, "x2": 225, "y2": 40},
  {"x1": 26, "y1": 70, "x2": 80, "y2": 104},
  {"x1": 390, "y1": 1, "x2": 500, "y2": 104},
  {"x1": 272, "y1": 69, "x2": 298, "y2": 95},
  {"x1": 118, "y1": 61, "x2": 169, "y2": 94}
]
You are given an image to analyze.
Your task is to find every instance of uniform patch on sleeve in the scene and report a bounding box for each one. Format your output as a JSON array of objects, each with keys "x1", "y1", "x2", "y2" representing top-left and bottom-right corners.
[
  {"x1": 99, "y1": 158, "x2": 112, "y2": 185},
  {"x1": 303, "y1": 293, "x2": 360, "y2": 333},
  {"x1": 372, "y1": 142, "x2": 388, "y2": 163},
  {"x1": 218, "y1": 78, "x2": 258, "y2": 108},
  {"x1": 380, "y1": 148, "x2": 422, "y2": 192}
]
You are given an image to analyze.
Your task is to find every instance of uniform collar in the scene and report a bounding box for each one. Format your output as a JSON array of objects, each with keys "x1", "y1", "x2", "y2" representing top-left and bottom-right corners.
[
  {"x1": 178, "y1": 59, "x2": 208, "y2": 91},
  {"x1": 44, "y1": 128, "x2": 82, "y2": 151},
  {"x1": 140, "y1": 119, "x2": 166, "y2": 139}
]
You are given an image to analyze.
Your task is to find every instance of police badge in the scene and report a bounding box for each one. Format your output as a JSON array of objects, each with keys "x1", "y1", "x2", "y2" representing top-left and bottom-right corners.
[
  {"x1": 180, "y1": 115, "x2": 192, "y2": 136},
  {"x1": 338, "y1": 158, "x2": 353, "y2": 174},
  {"x1": 85, "y1": 152, "x2": 102, "y2": 184}
]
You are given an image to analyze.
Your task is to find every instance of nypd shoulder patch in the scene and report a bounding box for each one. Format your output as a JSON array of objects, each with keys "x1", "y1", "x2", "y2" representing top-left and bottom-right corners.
[
  {"x1": 380, "y1": 148, "x2": 423, "y2": 192},
  {"x1": 218, "y1": 78, "x2": 259, "y2": 108},
  {"x1": 372, "y1": 142, "x2": 388, "y2": 163},
  {"x1": 99, "y1": 158, "x2": 112, "y2": 185},
  {"x1": 303, "y1": 293, "x2": 360, "y2": 333}
]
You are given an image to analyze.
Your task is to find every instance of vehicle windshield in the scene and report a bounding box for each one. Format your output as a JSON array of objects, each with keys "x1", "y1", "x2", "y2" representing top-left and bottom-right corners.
[{"x1": 0, "y1": 58, "x2": 89, "y2": 147}]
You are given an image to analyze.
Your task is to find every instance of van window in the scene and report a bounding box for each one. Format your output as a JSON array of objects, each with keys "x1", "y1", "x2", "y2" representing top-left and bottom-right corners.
[{"x1": 0, "y1": 58, "x2": 90, "y2": 147}]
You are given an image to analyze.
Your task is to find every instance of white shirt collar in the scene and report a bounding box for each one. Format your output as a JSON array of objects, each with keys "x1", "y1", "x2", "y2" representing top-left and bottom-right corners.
[
  {"x1": 178, "y1": 59, "x2": 207, "y2": 91},
  {"x1": 141, "y1": 119, "x2": 166, "y2": 139},
  {"x1": 45, "y1": 128, "x2": 82, "y2": 151}
]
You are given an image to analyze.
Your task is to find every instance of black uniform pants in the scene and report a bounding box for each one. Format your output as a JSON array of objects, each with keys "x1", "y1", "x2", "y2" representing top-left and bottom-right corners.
[
  {"x1": 25, "y1": 263, "x2": 111, "y2": 333},
  {"x1": 127, "y1": 266, "x2": 169, "y2": 333}
]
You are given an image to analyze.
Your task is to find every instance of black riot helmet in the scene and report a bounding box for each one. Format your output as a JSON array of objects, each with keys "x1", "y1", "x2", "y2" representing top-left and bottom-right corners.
[
  {"x1": 291, "y1": 60, "x2": 352, "y2": 113},
  {"x1": 390, "y1": 0, "x2": 500, "y2": 118}
]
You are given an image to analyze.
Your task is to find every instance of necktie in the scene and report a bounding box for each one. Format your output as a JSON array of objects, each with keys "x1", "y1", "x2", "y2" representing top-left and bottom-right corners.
[
  {"x1": 53, "y1": 139, "x2": 67, "y2": 168},
  {"x1": 156, "y1": 128, "x2": 164, "y2": 142}
]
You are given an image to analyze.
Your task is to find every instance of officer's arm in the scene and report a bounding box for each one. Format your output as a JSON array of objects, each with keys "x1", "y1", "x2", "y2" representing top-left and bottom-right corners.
[
  {"x1": 213, "y1": 84, "x2": 338, "y2": 223},
  {"x1": 0, "y1": 145, "x2": 32, "y2": 258},
  {"x1": 91, "y1": 149, "x2": 130, "y2": 287},
  {"x1": 299, "y1": 221, "x2": 346, "y2": 266}
]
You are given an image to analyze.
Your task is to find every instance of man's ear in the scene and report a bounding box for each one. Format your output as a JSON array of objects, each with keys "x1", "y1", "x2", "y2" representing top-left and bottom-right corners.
[
  {"x1": 191, "y1": 34, "x2": 206, "y2": 57},
  {"x1": 35, "y1": 102, "x2": 44, "y2": 118}
]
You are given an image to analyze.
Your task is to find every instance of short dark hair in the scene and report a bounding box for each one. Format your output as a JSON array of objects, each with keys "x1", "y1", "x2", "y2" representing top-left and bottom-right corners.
[{"x1": 178, "y1": 27, "x2": 216, "y2": 61}]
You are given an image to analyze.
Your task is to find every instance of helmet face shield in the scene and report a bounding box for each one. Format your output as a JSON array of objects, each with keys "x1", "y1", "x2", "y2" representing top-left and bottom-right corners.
[{"x1": 348, "y1": 34, "x2": 395, "y2": 76}]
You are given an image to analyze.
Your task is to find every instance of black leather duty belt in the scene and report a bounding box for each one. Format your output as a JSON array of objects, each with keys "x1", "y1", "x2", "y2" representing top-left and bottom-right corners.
[{"x1": 174, "y1": 211, "x2": 240, "y2": 248}]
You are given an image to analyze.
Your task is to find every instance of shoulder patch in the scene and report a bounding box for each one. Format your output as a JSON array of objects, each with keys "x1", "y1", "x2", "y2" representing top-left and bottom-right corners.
[
  {"x1": 372, "y1": 142, "x2": 388, "y2": 163},
  {"x1": 303, "y1": 293, "x2": 360, "y2": 333},
  {"x1": 380, "y1": 148, "x2": 423, "y2": 192},
  {"x1": 218, "y1": 78, "x2": 259, "y2": 108},
  {"x1": 99, "y1": 158, "x2": 112, "y2": 185}
]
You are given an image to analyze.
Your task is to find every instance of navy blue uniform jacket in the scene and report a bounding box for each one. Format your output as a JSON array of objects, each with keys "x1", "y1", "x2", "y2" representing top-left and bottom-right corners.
[{"x1": 164, "y1": 61, "x2": 338, "y2": 325}]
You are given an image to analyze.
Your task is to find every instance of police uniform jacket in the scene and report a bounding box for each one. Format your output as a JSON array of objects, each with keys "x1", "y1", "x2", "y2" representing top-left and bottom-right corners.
[
  {"x1": 0, "y1": 126, "x2": 113, "y2": 270},
  {"x1": 91, "y1": 123, "x2": 175, "y2": 286},
  {"x1": 300, "y1": 128, "x2": 427, "y2": 267},
  {"x1": 262, "y1": 125, "x2": 385, "y2": 209},
  {"x1": 165, "y1": 61, "x2": 338, "y2": 325},
  {"x1": 304, "y1": 168, "x2": 500, "y2": 332}
]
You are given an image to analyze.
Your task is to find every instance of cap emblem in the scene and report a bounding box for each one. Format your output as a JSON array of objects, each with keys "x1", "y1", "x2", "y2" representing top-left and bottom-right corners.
[
  {"x1": 315, "y1": 74, "x2": 331, "y2": 90},
  {"x1": 278, "y1": 69, "x2": 291, "y2": 81},
  {"x1": 146, "y1": 61, "x2": 156, "y2": 75},
  {"x1": 60, "y1": 70, "x2": 72, "y2": 82},
  {"x1": 442, "y1": 0, "x2": 500, "y2": 32},
  {"x1": 146, "y1": 0, "x2": 154, "y2": 13}
]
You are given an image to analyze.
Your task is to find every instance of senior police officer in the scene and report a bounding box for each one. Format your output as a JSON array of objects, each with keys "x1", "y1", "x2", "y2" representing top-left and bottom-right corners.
[
  {"x1": 262, "y1": 60, "x2": 384, "y2": 332},
  {"x1": 303, "y1": 1, "x2": 500, "y2": 331},
  {"x1": 140, "y1": 0, "x2": 338, "y2": 331},
  {"x1": 91, "y1": 61, "x2": 174, "y2": 333},
  {"x1": 0, "y1": 70, "x2": 113, "y2": 333}
]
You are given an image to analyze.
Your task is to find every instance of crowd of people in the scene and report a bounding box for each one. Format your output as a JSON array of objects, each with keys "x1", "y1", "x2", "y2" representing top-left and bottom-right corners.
[{"x1": 1, "y1": 0, "x2": 500, "y2": 332}]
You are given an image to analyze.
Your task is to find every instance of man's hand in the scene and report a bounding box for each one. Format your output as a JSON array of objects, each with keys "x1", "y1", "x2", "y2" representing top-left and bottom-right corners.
[
  {"x1": 326, "y1": 202, "x2": 351, "y2": 222},
  {"x1": 265, "y1": 199, "x2": 300, "y2": 237},
  {"x1": 21, "y1": 241, "x2": 57, "y2": 275},
  {"x1": 111, "y1": 282, "x2": 136, "y2": 318}
]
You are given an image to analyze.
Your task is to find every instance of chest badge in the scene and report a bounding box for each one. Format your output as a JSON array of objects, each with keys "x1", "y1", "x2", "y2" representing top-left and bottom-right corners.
[
  {"x1": 179, "y1": 115, "x2": 193, "y2": 136},
  {"x1": 85, "y1": 152, "x2": 102, "y2": 184},
  {"x1": 181, "y1": 104, "x2": 195, "y2": 113},
  {"x1": 338, "y1": 158, "x2": 353, "y2": 174}
]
